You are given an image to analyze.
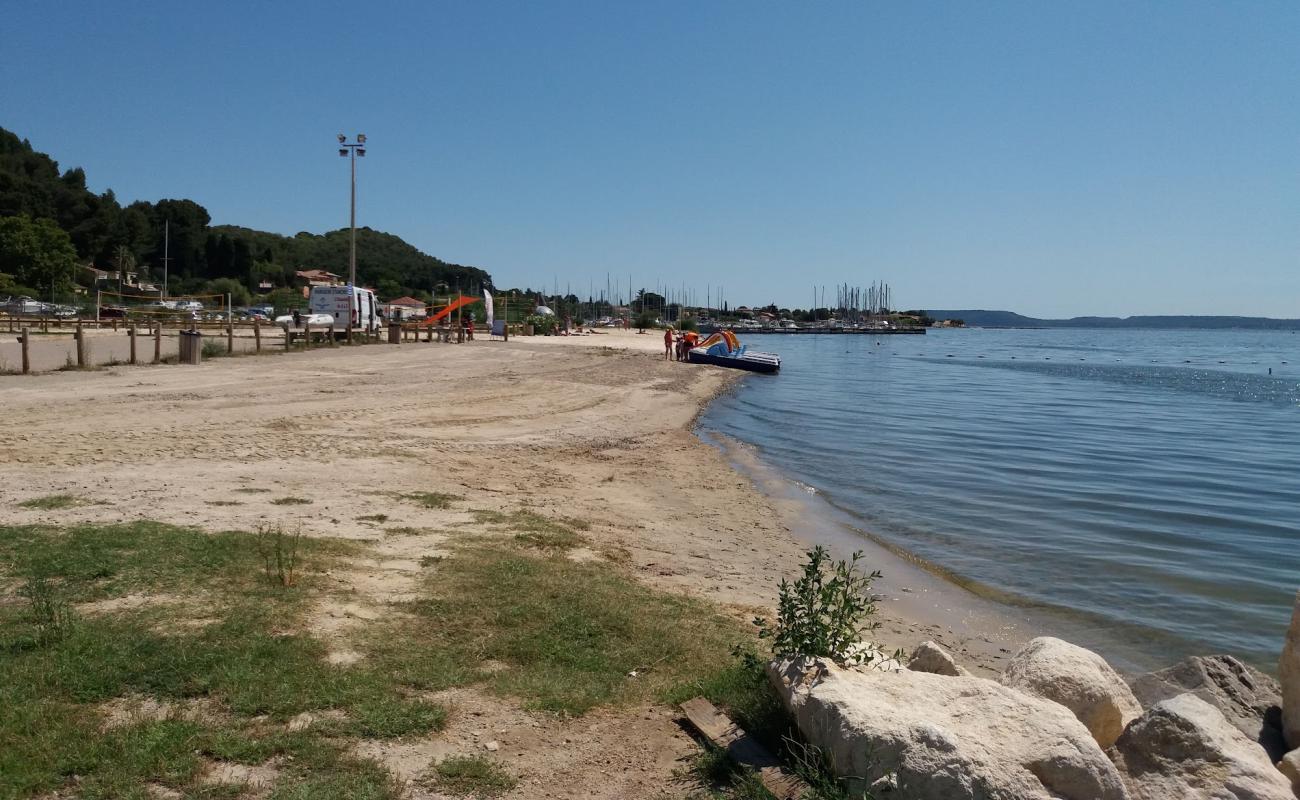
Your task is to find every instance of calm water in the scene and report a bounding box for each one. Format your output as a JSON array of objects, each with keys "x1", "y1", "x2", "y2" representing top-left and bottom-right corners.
[{"x1": 699, "y1": 329, "x2": 1300, "y2": 670}]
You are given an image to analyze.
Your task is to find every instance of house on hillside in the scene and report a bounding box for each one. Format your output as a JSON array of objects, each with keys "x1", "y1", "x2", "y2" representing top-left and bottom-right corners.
[
  {"x1": 294, "y1": 269, "x2": 342, "y2": 296},
  {"x1": 383, "y1": 296, "x2": 427, "y2": 320}
]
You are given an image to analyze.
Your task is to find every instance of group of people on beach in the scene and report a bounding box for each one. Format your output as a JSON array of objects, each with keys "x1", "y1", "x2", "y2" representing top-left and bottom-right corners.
[{"x1": 664, "y1": 326, "x2": 700, "y2": 361}]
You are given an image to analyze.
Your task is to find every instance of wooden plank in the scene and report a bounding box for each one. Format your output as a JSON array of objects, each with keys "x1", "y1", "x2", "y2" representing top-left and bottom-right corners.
[{"x1": 680, "y1": 697, "x2": 811, "y2": 800}]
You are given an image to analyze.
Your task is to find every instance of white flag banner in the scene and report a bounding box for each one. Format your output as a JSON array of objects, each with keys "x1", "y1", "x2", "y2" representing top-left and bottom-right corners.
[{"x1": 483, "y1": 289, "x2": 494, "y2": 327}]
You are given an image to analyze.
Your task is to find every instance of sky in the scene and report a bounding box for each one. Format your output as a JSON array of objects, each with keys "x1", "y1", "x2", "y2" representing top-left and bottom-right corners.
[{"x1": 2, "y1": 1, "x2": 1297, "y2": 317}]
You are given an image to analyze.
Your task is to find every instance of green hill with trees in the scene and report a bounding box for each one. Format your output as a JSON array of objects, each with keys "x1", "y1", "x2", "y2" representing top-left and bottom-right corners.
[{"x1": 0, "y1": 126, "x2": 492, "y2": 306}]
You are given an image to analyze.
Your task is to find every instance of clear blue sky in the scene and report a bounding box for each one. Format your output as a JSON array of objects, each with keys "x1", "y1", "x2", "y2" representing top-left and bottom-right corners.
[{"x1": 3, "y1": 1, "x2": 1297, "y2": 317}]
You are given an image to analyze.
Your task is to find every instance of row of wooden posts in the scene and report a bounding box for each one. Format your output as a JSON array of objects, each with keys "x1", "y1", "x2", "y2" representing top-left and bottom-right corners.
[{"x1": 11, "y1": 319, "x2": 494, "y2": 374}]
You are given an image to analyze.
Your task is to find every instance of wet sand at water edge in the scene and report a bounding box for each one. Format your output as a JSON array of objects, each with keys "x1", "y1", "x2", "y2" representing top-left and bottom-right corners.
[{"x1": 0, "y1": 327, "x2": 1031, "y2": 797}]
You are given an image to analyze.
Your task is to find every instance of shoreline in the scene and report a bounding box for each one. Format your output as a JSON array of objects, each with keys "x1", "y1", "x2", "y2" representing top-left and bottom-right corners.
[{"x1": 4, "y1": 329, "x2": 1263, "y2": 797}]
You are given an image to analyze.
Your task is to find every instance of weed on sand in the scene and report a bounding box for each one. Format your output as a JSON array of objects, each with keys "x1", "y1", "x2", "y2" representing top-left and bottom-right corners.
[
  {"x1": 397, "y1": 491, "x2": 462, "y2": 510},
  {"x1": 470, "y1": 508, "x2": 590, "y2": 552},
  {"x1": 16, "y1": 493, "x2": 82, "y2": 511},
  {"x1": 271, "y1": 496, "x2": 312, "y2": 506}
]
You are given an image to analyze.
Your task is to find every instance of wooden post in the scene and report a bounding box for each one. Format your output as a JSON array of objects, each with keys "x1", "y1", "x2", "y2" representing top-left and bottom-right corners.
[
  {"x1": 129, "y1": 325, "x2": 137, "y2": 365},
  {"x1": 304, "y1": 321, "x2": 312, "y2": 349},
  {"x1": 20, "y1": 327, "x2": 30, "y2": 374},
  {"x1": 227, "y1": 319, "x2": 234, "y2": 354},
  {"x1": 254, "y1": 319, "x2": 261, "y2": 353},
  {"x1": 112, "y1": 317, "x2": 118, "y2": 332},
  {"x1": 154, "y1": 323, "x2": 162, "y2": 364},
  {"x1": 75, "y1": 323, "x2": 86, "y2": 367},
  {"x1": 346, "y1": 320, "x2": 353, "y2": 345},
  {"x1": 283, "y1": 324, "x2": 291, "y2": 352},
  {"x1": 42, "y1": 316, "x2": 48, "y2": 333}
]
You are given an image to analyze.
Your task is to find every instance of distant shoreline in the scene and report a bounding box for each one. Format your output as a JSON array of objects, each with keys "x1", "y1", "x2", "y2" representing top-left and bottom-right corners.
[{"x1": 924, "y1": 310, "x2": 1300, "y2": 330}]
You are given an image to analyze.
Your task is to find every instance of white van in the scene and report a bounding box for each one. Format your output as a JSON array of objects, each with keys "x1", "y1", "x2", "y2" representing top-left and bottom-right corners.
[{"x1": 308, "y1": 286, "x2": 382, "y2": 335}]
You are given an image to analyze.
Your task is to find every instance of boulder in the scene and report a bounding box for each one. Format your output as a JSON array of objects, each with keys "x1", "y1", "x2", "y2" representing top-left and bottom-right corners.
[
  {"x1": 1282, "y1": 591, "x2": 1300, "y2": 750},
  {"x1": 768, "y1": 656, "x2": 1129, "y2": 800},
  {"x1": 1110, "y1": 693, "x2": 1295, "y2": 800},
  {"x1": 907, "y1": 641, "x2": 971, "y2": 677},
  {"x1": 1276, "y1": 749, "x2": 1300, "y2": 797},
  {"x1": 1130, "y1": 654, "x2": 1286, "y2": 761},
  {"x1": 1000, "y1": 636, "x2": 1143, "y2": 748}
]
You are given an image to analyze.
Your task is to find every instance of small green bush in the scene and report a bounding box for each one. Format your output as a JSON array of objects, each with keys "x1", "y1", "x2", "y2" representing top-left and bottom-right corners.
[{"x1": 756, "y1": 546, "x2": 894, "y2": 667}]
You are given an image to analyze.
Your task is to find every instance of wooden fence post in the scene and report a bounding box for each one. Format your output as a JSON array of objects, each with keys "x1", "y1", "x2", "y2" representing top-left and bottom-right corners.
[
  {"x1": 346, "y1": 320, "x2": 353, "y2": 345},
  {"x1": 75, "y1": 323, "x2": 86, "y2": 368},
  {"x1": 253, "y1": 320, "x2": 261, "y2": 353},
  {"x1": 20, "y1": 327, "x2": 30, "y2": 374},
  {"x1": 227, "y1": 320, "x2": 234, "y2": 354},
  {"x1": 129, "y1": 325, "x2": 137, "y2": 365},
  {"x1": 304, "y1": 321, "x2": 312, "y2": 349},
  {"x1": 154, "y1": 323, "x2": 162, "y2": 364}
]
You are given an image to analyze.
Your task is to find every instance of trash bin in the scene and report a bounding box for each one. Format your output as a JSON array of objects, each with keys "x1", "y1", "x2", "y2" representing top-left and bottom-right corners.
[
  {"x1": 179, "y1": 330, "x2": 202, "y2": 365},
  {"x1": 388, "y1": 322, "x2": 401, "y2": 344}
]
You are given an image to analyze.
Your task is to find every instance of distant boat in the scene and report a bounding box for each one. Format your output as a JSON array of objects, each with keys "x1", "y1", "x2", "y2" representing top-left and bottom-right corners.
[{"x1": 688, "y1": 330, "x2": 780, "y2": 374}]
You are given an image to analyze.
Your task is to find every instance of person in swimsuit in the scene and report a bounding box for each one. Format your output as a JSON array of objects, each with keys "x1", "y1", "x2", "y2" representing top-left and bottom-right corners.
[{"x1": 664, "y1": 326, "x2": 674, "y2": 360}]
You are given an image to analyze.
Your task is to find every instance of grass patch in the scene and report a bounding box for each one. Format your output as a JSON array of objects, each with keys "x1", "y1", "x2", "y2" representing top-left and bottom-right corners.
[
  {"x1": 0, "y1": 522, "x2": 432, "y2": 799},
  {"x1": 234, "y1": 488, "x2": 271, "y2": 494},
  {"x1": 348, "y1": 696, "x2": 447, "y2": 738},
  {"x1": 17, "y1": 493, "x2": 82, "y2": 511},
  {"x1": 205, "y1": 500, "x2": 242, "y2": 507},
  {"x1": 358, "y1": 514, "x2": 389, "y2": 524},
  {"x1": 270, "y1": 496, "x2": 312, "y2": 506},
  {"x1": 367, "y1": 542, "x2": 747, "y2": 715},
  {"x1": 398, "y1": 492, "x2": 462, "y2": 510},
  {"x1": 471, "y1": 509, "x2": 590, "y2": 552},
  {"x1": 428, "y1": 755, "x2": 517, "y2": 797}
]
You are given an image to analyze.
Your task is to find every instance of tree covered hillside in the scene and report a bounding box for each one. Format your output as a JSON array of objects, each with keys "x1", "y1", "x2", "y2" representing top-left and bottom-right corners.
[{"x1": 0, "y1": 127, "x2": 492, "y2": 303}]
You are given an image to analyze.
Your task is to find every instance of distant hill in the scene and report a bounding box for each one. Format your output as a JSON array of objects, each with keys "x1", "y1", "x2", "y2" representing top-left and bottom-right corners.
[
  {"x1": 925, "y1": 310, "x2": 1300, "y2": 330},
  {"x1": 0, "y1": 125, "x2": 492, "y2": 301}
]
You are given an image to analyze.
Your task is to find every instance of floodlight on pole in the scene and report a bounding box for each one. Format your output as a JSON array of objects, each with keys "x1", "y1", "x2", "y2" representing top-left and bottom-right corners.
[{"x1": 337, "y1": 133, "x2": 369, "y2": 288}]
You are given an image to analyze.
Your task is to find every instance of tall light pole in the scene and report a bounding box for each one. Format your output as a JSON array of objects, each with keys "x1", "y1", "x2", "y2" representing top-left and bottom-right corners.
[{"x1": 337, "y1": 133, "x2": 367, "y2": 287}]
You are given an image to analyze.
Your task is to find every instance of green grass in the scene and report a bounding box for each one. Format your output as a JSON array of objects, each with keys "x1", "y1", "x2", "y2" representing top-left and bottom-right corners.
[
  {"x1": 0, "y1": 522, "x2": 432, "y2": 799},
  {"x1": 234, "y1": 488, "x2": 271, "y2": 494},
  {"x1": 366, "y1": 541, "x2": 748, "y2": 715},
  {"x1": 428, "y1": 755, "x2": 517, "y2": 797},
  {"x1": 17, "y1": 493, "x2": 82, "y2": 510},
  {"x1": 271, "y1": 496, "x2": 312, "y2": 506},
  {"x1": 358, "y1": 513, "x2": 389, "y2": 524},
  {"x1": 0, "y1": 519, "x2": 794, "y2": 799},
  {"x1": 205, "y1": 500, "x2": 242, "y2": 507},
  {"x1": 398, "y1": 491, "x2": 462, "y2": 510}
]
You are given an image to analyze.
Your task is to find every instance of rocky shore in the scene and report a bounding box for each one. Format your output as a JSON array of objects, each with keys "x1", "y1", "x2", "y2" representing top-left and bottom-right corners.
[{"x1": 768, "y1": 591, "x2": 1300, "y2": 799}]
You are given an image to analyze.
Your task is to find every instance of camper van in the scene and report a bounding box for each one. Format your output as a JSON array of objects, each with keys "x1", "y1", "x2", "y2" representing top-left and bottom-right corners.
[{"x1": 308, "y1": 285, "x2": 382, "y2": 335}]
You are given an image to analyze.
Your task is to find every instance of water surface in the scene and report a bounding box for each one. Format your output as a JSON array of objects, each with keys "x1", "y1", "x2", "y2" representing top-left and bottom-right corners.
[{"x1": 699, "y1": 328, "x2": 1300, "y2": 670}]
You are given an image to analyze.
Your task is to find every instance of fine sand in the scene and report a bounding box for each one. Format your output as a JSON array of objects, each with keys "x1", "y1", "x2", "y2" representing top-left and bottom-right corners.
[{"x1": 0, "y1": 327, "x2": 1031, "y2": 797}]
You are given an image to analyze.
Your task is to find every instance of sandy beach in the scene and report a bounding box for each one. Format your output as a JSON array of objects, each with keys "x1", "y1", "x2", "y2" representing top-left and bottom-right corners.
[{"x1": 0, "y1": 328, "x2": 1030, "y2": 797}]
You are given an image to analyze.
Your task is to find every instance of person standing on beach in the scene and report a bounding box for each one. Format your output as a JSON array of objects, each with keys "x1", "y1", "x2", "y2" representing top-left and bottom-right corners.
[{"x1": 664, "y1": 326, "x2": 674, "y2": 360}]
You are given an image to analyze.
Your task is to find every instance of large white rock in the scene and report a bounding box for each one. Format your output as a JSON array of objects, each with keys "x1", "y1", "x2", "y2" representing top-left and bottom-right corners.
[
  {"x1": 1001, "y1": 636, "x2": 1143, "y2": 748},
  {"x1": 907, "y1": 641, "x2": 971, "y2": 677},
  {"x1": 1130, "y1": 654, "x2": 1286, "y2": 760},
  {"x1": 1282, "y1": 591, "x2": 1300, "y2": 751},
  {"x1": 1110, "y1": 693, "x2": 1295, "y2": 800},
  {"x1": 768, "y1": 656, "x2": 1129, "y2": 800},
  {"x1": 1276, "y1": 749, "x2": 1300, "y2": 797}
]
